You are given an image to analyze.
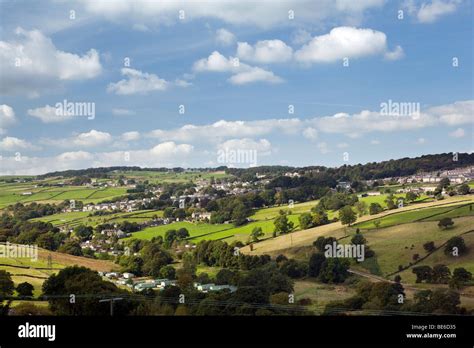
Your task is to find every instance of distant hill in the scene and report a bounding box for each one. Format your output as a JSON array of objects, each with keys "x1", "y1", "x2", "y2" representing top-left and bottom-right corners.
[{"x1": 36, "y1": 152, "x2": 474, "y2": 181}]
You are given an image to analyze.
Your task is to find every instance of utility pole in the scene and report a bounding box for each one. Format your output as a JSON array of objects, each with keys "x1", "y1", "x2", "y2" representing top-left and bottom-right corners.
[
  {"x1": 47, "y1": 254, "x2": 52, "y2": 270},
  {"x1": 99, "y1": 297, "x2": 123, "y2": 316}
]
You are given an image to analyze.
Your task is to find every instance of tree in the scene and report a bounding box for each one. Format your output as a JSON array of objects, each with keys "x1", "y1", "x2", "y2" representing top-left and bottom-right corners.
[
  {"x1": 339, "y1": 205, "x2": 357, "y2": 226},
  {"x1": 74, "y1": 224, "x2": 93, "y2": 241},
  {"x1": 231, "y1": 202, "x2": 250, "y2": 226},
  {"x1": 176, "y1": 228, "x2": 190, "y2": 240},
  {"x1": 58, "y1": 240, "x2": 83, "y2": 256},
  {"x1": 312, "y1": 211, "x2": 329, "y2": 226},
  {"x1": 159, "y1": 265, "x2": 176, "y2": 280},
  {"x1": 384, "y1": 195, "x2": 397, "y2": 210},
  {"x1": 444, "y1": 236, "x2": 468, "y2": 256},
  {"x1": 449, "y1": 267, "x2": 472, "y2": 289},
  {"x1": 438, "y1": 217, "x2": 454, "y2": 230},
  {"x1": 457, "y1": 184, "x2": 470, "y2": 195},
  {"x1": 249, "y1": 227, "x2": 264, "y2": 242},
  {"x1": 216, "y1": 269, "x2": 237, "y2": 285},
  {"x1": 0, "y1": 270, "x2": 14, "y2": 296},
  {"x1": 351, "y1": 233, "x2": 366, "y2": 245},
  {"x1": 405, "y1": 191, "x2": 419, "y2": 203},
  {"x1": 432, "y1": 264, "x2": 451, "y2": 284},
  {"x1": 369, "y1": 203, "x2": 383, "y2": 215},
  {"x1": 279, "y1": 259, "x2": 308, "y2": 279},
  {"x1": 308, "y1": 253, "x2": 326, "y2": 277},
  {"x1": 318, "y1": 258, "x2": 350, "y2": 283},
  {"x1": 373, "y1": 219, "x2": 381, "y2": 229},
  {"x1": 141, "y1": 243, "x2": 173, "y2": 277},
  {"x1": 42, "y1": 266, "x2": 135, "y2": 315},
  {"x1": 273, "y1": 210, "x2": 294, "y2": 235},
  {"x1": 16, "y1": 282, "x2": 34, "y2": 297},
  {"x1": 164, "y1": 229, "x2": 177, "y2": 248},
  {"x1": 298, "y1": 213, "x2": 313, "y2": 230},
  {"x1": 354, "y1": 201, "x2": 368, "y2": 217},
  {"x1": 163, "y1": 207, "x2": 174, "y2": 218},
  {"x1": 423, "y1": 241, "x2": 435, "y2": 252},
  {"x1": 412, "y1": 265, "x2": 433, "y2": 283}
]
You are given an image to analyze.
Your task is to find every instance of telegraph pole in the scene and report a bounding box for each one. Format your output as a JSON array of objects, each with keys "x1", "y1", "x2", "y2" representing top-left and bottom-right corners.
[{"x1": 99, "y1": 297, "x2": 123, "y2": 316}]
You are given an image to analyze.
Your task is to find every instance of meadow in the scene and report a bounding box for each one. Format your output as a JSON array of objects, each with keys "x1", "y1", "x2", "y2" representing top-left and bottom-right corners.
[
  {"x1": 0, "y1": 180, "x2": 128, "y2": 209},
  {"x1": 109, "y1": 170, "x2": 231, "y2": 184}
]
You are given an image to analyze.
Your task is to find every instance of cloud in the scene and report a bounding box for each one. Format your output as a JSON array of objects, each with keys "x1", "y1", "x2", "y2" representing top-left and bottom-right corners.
[
  {"x1": 449, "y1": 128, "x2": 465, "y2": 138},
  {"x1": 107, "y1": 68, "x2": 169, "y2": 95},
  {"x1": 0, "y1": 105, "x2": 16, "y2": 133},
  {"x1": 42, "y1": 129, "x2": 113, "y2": 148},
  {"x1": 384, "y1": 45, "x2": 405, "y2": 60},
  {"x1": 147, "y1": 100, "x2": 473, "y2": 143},
  {"x1": 237, "y1": 40, "x2": 293, "y2": 63},
  {"x1": 302, "y1": 127, "x2": 318, "y2": 140},
  {"x1": 76, "y1": 0, "x2": 385, "y2": 29},
  {"x1": 292, "y1": 29, "x2": 312, "y2": 45},
  {"x1": 28, "y1": 105, "x2": 74, "y2": 123},
  {"x1": 218, "y1": 138, "x2": 272, "y2": 154},
  {"x1": 0, "y1": 136, "x2": 39, "y2": 151},
  {"x1": 413, "y1": 0, "x2": 461, "y2": 23},
  {"x1": 193, "y1": 51, "x2": 283, "y2": 85},
  {"x1": 72, "y1": 130, "x2": 112, "y2": 147},
  {"x1": 310, "y1": 100, "x2": 473, "y2": 135},
  {"x1": 0, "y1": 141, "x2": 195, "y2": 175},
  {"x1": 216, "y1": 28, "x2": 236, "y2": 46},
  {"x1": 317, "y1": 142, "x2": 330, "y2": 154},
  {"x1": 416, "y1": 137, "x2": 426, "y2": 144},
  {"x1": 370, "y1": 139, "x2": 381, "y2": 145},
  {"x1": 426, "y1": 100, "x2": 473, "y2": 125},
  {"x1": 112, "y1": 108, "x2": 136, "y2": 116},
  {"x1": 228, "y1": 67, "x2": 283, "y2": 85},
  {"x1": 121, "y1": 131, "x2": 140, "y2": 141},
  {"x1": 193, "y1": 51, "x2": 240, "y2": 73},
  {"x1": 149, "y1": 118, "x2": 301, "y2": 142},
  {"x1": 149, "y1": 141, "x2": 194, "y2": 158},
  {"x1": 0, "y1": 28, "x2": 101, "y2": 97},
  {"x1": 294, "y1": 26, "x2": 402, "y2": 63}
]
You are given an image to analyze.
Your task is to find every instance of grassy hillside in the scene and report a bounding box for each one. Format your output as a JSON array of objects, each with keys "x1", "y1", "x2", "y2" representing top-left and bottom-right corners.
[{"x1": 1, "y1": 248, "x2": 118, "y2": 298}]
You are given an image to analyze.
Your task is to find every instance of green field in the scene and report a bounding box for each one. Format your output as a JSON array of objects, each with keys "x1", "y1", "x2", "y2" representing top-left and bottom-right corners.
[
  {"x1": 125, "y1": 221, "x2": 232, "y2": 241},
  {"x1": 30, "y1": 209, "x2": 164, "y2": 229},
  {"x1": 354, "y1": 216, "x2": 474, "y2": 277},
  {"x1": 109, "y1": 170, "x2": 231, "y2": 184},
  {"x1": 0, "y1": 180, "x2": 128, "y2": 209},
  {"x1": 354, "y1": 203, "x2": 473, "y2": 230},
  {"x1": 124, "y1": 194, "x2": 439, "y2": 243}
]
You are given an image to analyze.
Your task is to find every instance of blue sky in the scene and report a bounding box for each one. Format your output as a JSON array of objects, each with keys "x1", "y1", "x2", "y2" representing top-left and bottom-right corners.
[{"x1": 0, "y1": 0, "x2": 472, "y2": 174}]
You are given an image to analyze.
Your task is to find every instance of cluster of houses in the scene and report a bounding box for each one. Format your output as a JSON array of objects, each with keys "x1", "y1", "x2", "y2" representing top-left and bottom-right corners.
[
  {"x1": 80, "y1": 198, "x2": 154, "y2": 213},
  {"x1": 382, "y1": 166, "x2": 474, "y2": 185},
  {"x1": 100, "y1": 272, "x2": 237, "y2": 294}
]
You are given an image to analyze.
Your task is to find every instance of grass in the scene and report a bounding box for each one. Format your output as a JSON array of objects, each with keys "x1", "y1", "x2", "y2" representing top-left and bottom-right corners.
[
  {"x1": 396, "y1": 229, "x2": 474, "y2": 284},
  {"x1": 0, "y1": 182, "x2": 128, "y2": 208},
  {"x1": 125, "y1": 221, "x2": 232, "y2": 241},
  {"x1": 354, "y1": 216, "x2": 474, "y2": 279},
  {"x1": 0, "y1": 248, "x2": 118, "y2": 299},
  {"x1": 293, "y1": 279, "x2": 356, "y2": 314},
  {"x1": 109, "y1": 170, "x2": 232, "y2": 184},
  {"x1": 354, "y1": 203, "x2": 471, "y2": 230},
  {"x1": 30, "y1": 209, "x2": 163, "y2": 228}
]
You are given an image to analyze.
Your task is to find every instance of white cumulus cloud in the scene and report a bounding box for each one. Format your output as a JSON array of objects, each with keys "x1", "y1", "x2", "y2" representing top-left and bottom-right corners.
[
  {"x1": 0, "y1": 28, "x2": 102, "y2": 97},
  {"x1": 294, "y1": 26, "x2": 402, "y2": 63},
  {"x1": 237, "y1": 40, "x2": 293, "y2": 63}
]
